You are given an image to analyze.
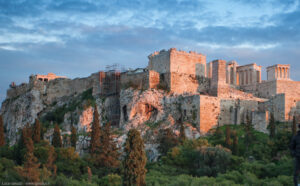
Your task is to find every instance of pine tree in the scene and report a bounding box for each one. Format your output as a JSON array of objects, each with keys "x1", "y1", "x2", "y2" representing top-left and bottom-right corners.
[
  {"x1": 71, "y1": 126, "x2": 77, "y2": 149},
  {"x1": 52, "y1": 124, "x2": 62, "y2": 148},
  {"x1": 22, "y1": 137, "x2": 40, "y2": 182},
  {"x1": 96, "y1": 122, "x2": 120, "y2": 168},
  {"x1": 269, "y1": 113, "x2": 276, "y2": 138},
  {"x1": 225, "y1": 126, "x2": 232, "y2": 148},
  {"x1": 232, "y1": 131, "x2": 239, "y2": 155},
  {"x1": 179, "y1": 123, "x2": 186, "y2": 144},
  {"x1": 0, "y1": 115, "x2": 5, "y2": 146},
  {"x1": 293, "y1": 115, "x2": 297, "y2": 136},
  {"x1": 123, "y1": 129, "x2": 147, "y2": 186},
  {"x1": 158, "y1": 128, "x2": 178, "y2": 155},
  {"x1": 90, "y1": 107, "x2": 101, "y2": 154},
  {"x1": 32, "y1": 119, "x2": 41, "y2": 143}
]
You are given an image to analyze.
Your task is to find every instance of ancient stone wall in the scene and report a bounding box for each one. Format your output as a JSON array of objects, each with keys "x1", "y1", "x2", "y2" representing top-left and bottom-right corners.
[
  {"x1": 170, "y1": 73, "x2": 210, "y2": 94},
  {"x1": 276, "y1": 80, "x2": 300, "y2": 120},
  {"x1": 169, "y1": 48, "x2": 206, "y2": 76},
  {"x1": 121, "y1": 70, "x2": 149, "y2": 90},
  {"x1": 148, "y1": 49, "x2": 171, "y2": 74},
  {"x1": 210, "y1": 59, "x2": 227, "y2": 96}
]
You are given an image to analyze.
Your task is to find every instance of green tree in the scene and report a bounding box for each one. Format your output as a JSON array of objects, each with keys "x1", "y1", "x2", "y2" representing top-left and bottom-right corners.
[
  {"x1": 0, "y1": 115, "x2": 5, "y2": 146},
  {"x1": 96, "y1": 122, "x2": 120, "y2": 169},
  {"x1": 269, "y1": 113, "x2": 276, "y2": 138},
  {"x1": 225, "y1": 126, "x2": 232, "y2": 148},
  {"x1": 32, "y1": 119, "x2": 41, "y2": 143},
  {"x1": 293, "y1": 115, "x2": 297, "y2": 136},
  {"x1": 52, "y1": 124, "x2": 62, "y2": 148},
  {"x1": 123, "y1": 129, "x2": 147, "y2": 186},
  {"x1": 71, "y1": 126, "x2": 77, "y2": 149},
  {"x1": 90, "y1": 107, "x2": 101, "y2": 154},
  {"x1": 158, "y1": 128, "x2": 178, "y2": 155}
]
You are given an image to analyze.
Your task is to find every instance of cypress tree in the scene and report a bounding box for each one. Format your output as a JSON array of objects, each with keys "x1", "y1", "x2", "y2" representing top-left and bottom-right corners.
[
  {"x1": 46, "y1": 145, "x2": 56, "y2": 176},
  {"x1": 232, "y1": 131, "x2": 239, "y2": 155},
  {"x1": 158, "y1": 128, "x2": 178, "y2": 155},
  {"x1": 123, "y1": 129, "x2": 147, "y2": 186},
  {"x1": 269, "y1": 113, "x2": 275, "y2": 138},
  {"x1": 293, "y1": 115, "x2": 297, "y2": 136},
  {"x1": 179, "y1": 123, "x2": 186, "y2": 144},
  {"x1": 90, "y1": 107, "x2": 101, "y2": 154},
  {"x1": 96, "y1": 122, "x2": 120, "y2": 168},
  {"x1": 71, "y1": 126, "x2": 77, "y2": 149},
  {"x1": 225, "y1": 126, "x2": 232, "y2": 148},
  {"x1": 245, "y1": 113, "x2": 253, "y2": 153},
  {"x1": 32, "y1": 119, "x2": 41, "y2": 143},
  {"x1": 0, "y1": 115, "x2": 5, "y2": 146},
  {"x1": 52, "y1": 124, "x2": 62, "y2": 148},
  {"x1": 22, "y1": 137, "x2": 40, "y2": 182},
  {"x1": 15, "y1": 126, "x2": 29, "y2": 165}
]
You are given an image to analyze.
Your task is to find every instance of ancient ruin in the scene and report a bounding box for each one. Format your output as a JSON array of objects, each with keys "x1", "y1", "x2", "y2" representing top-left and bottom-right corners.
[{"x1": 2, "y1": 48, "x2": 300, "y2": 149}]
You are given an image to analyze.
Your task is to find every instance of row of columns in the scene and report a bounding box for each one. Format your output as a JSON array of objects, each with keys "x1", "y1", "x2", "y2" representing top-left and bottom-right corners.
[
  {"x1": 237, "y1": 69, "x2": 260, "y2": 86},
  {"x1": 275, "y1": 67, "x2": 290, "y2": 79}
]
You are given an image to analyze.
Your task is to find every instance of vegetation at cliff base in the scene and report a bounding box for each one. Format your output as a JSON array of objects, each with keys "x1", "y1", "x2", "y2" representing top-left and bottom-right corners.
[{"x1": 0, "y1": 116, "x2": 296, "y2": 185}]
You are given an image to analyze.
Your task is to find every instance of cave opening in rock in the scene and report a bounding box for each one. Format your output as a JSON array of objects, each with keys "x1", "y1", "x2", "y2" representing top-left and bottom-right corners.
[
  {"x1": 123, "y1": 105, "x2": 128, "y2": 121},
  {"x1": 145, "y1": 103, "x2": 158, "y2": 120}
]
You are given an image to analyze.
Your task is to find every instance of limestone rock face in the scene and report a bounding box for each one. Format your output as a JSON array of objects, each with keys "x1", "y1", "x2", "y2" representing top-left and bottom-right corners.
[
  {"x1": 79, "y1": 106, "x2": 94, "y2": 132},
  {"x1": 120, "y1": 88, "x2": 201, "y2": 137},
  {"x1": 0, "y1": 90, "x2": 44, "y2": 145}
]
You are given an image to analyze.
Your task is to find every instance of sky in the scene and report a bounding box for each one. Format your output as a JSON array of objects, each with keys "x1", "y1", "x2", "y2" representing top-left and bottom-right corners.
[{"x1": 1, "y1": 0, "x2": 300, "y2": 104}]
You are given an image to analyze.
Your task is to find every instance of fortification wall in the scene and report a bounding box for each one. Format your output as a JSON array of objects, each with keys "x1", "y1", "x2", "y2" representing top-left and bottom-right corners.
[
  {"x1": 199, "y1": 96, "x2": 220, "y2": 132},
  {"x1": 259, "y1": 94, "x2": 285, "y2": 121},
  {"x1": 148, "y1": 50, "x2": 170, "y2": 74},
  {"x1": 170, "y1": 73, "x2": 210, "y2": 94},
  {"x1": 44, "y1": 75, "x2": 98, "y2": 104},
  {"x1": 121, "y1": 71, "x2": 149, "y2": 90},
  {"x1": 169, "y1": 49, "x2": 206, "y2": 76},
  {"x1": 276, "y1": 80, "x2": 300, "y2": 120}
]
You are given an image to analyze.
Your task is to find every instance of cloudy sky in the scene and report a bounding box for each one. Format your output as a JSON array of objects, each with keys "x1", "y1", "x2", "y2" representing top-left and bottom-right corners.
[{"x1": 0, "y1": 0, "x2": 300, "y2": 103}]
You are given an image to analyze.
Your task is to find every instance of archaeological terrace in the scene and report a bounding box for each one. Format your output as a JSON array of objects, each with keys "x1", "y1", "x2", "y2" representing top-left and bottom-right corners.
[{"x1": 5, "y1": 48, "x2": 300, "y2": 135}]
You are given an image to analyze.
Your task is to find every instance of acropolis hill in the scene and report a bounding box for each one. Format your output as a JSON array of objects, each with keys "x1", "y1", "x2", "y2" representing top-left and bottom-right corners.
[{"x1": 1, "y1": 48, "x2": 300, "y2": 155}]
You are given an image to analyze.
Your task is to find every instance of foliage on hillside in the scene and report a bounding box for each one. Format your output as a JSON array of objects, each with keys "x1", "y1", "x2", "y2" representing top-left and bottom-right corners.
[{"x1": 0, "y1": 118, "x2": 296, "y2": 185}]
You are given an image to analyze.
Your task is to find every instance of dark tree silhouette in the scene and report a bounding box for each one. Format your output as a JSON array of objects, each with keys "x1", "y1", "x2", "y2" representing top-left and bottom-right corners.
[
  {"x1": 71, "y1": 126, "x2": 77, "y2": 149},
  {"x1": 158, "y1": 128, "x2": 178, "y2": 155},
  {"x1": 225, "y1": 126, "x2": 232, "y2": 148},
  {"x1": 179, "y1": 123, "x2": 186, "y2": 144},
  {"x1": 293, "y1": 115, "x2": 297, "y2": 136},
  {"x1": 52, "y1": 124, "x2": 62, "y2": 148},
  {"x1": 0, "y1": 115, "x2": 5, "y2": 146},
  {"x1": 269, "y1": 113, "x2": 276, "y2": 138},
  {"x1": 123, "y1": 129, "x2": 147, "y2": 186},
  {"x1": 32, "y1": 119, "x2": 41, "y2": 143},
  {"x1": 96, "y1": 122, "x2": 120, "y2": 168},
  {"x1": 90, "y1": 107, "x2": 101, "y2": 154},
  {"x1": 232, "y1": 131, "x2": 239, "y2": 155}
]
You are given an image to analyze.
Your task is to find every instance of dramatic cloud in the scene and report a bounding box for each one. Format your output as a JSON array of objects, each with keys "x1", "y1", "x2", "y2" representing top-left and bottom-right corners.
[{"x1": 0, "y1": 0, "x2": 300, "y2": 103}]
